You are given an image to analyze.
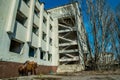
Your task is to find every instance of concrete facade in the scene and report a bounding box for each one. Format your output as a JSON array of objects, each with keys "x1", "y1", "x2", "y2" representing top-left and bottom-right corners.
[
  {"x1": 0, "y1": 0, "x2": 58, "y2": 65},
  {"x1": 0, "y1": 0, "x2": 88, "y2": 78}
]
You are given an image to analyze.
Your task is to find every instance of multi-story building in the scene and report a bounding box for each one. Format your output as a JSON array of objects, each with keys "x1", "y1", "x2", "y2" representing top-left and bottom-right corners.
[
  {"x1": 0, "y1": 0, "x2": 89, "y2": 78},
  {"x1": 48, "y1": 2, "x2": 89, "y2": 72}
]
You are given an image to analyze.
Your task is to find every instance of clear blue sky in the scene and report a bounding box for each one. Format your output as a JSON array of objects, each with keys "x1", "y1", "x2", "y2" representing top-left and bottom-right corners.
[
  {"x1": 40, "y1": 0, "x2": 69, "y2": 9},
  {"x1": 40, "y1": 0, "x2": 120, "y2": 9}
]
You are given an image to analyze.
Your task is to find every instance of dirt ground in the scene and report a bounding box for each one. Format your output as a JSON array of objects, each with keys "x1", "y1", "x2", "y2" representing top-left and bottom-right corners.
[
  {"x1": 1, "y1": 70, "x2": 120, "y2": 80},
  {"x1": 57, "y1": 70, "x2": 120, "y2": 80},
  {"x1": 61, "y1": 75, "x2": 120, "y2": 80}
]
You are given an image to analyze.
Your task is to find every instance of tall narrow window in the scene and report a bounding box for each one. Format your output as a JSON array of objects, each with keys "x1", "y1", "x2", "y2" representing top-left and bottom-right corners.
[
  {"x1": 40, "y1": 51, "x2": 46, "y2": 60},
  {"x1": 42, "y1": 32, "x2": 46, "y2": 41},
  {"x1": 50, "y1": 17, "x2": 53, "y2": 21},
  {"x1": 48, "y1": 54, "x2": 52, "y2": 61},
  {"x1": 9, "y1": 39, "x2": 24, "y2": 54},
  {"x1": 43, "y1": 16, "x2": 47, "y2": 24},
  {"x1": 29, "y1": 46, "x2": 36, "y2": 57},
  {"x1": 49, "y1": 38, "x2": 52, "y2": 45},
  {"x1": 50, "y1": 24, "x2": 52, "y2": 31}
]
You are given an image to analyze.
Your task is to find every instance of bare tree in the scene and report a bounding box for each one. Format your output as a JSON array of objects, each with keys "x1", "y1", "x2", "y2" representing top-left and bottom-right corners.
[
  {"x1": 115, "y1": 3, "x2": 120, "y2": 65},
  {"x1": 68, "y1": 0, "x2": 120, "y2": 70}
]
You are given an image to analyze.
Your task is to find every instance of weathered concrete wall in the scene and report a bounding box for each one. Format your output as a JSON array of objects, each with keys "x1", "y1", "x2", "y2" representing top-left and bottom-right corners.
[{"x1": 0, "y1": 0, "x2": 58, "y2": 66}]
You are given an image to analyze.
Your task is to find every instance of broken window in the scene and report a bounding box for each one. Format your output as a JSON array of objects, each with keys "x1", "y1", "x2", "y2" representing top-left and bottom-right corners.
[
  {"x1": 29, "y1": 46, "x2": 36, "y2": 57},
  {"x1": 48, "y1": 54, "x2": 52, "y2": 61},
  {"x1": 9, "y1": 39, "x2": 24, "y2": 54},
  {"x1": 16, "y1": 11, "x2": 27, "y2": 27},
  {"x1": 42, "y1": 32, "x2": 46, "y2": 41},
  {"x1": 40, "y1": 51, "x2": 46, "y2": 60},
  {"x1": 32, "y1": 23, "x2": 39, "y2": 36}
]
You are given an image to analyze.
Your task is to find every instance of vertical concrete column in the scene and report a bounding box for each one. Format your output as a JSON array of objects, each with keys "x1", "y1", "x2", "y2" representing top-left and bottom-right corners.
[
  {"x1": 26, "y1": 0, "x2": 35, "y2": 42},
  {"x1": 36, "y1": 48, "x2": 40, "y2": 63},
  {"x1": 46, "y1": 51, "x2": 48, "y2": 61},
  {"x1": 77, "y1": 15, "x2": 84, "y2": 65},
  {"x1": 52, "y1": 19, "x2": 59, "y2": 66},
  {"x1": 37, "y1": 3, "x2": 44, "y2": 63},
  {"x1": 22, "y1": 43, "x2": 30, "y2": 61},
  {"x1": 6, "y1": 0, "x2": 19, "y2": 33},
  {"x1": 46, "y1": 14, "x2": 50, "y2": 52},
  {"x1": 44, "y1": 14, "x2": 50, "y2": 61},
  {"x1": 75, "y1": 2, "x2": 80, "y2": 16},
  {"x1": 38, "y1": 3, "x2": 44, "y2": 48}
]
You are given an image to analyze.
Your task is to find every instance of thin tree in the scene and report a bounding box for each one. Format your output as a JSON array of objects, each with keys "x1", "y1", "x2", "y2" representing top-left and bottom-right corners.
[{"x1": 69, "y1": 0, "x2": 119, "y2": 70}]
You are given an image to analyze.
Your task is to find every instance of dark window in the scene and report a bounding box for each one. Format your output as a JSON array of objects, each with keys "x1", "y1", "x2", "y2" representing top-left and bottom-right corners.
[
  {"x1": 29, "y1": 47, "x2": 36, "y2": 57},
  {"x1": 50, "y1": 17, "x2": 53, "y2": 21},
  {"x1": 34, "y1": 6, "x2": 40, "y2": 16},
  {"x1": 48, "y1": 54, "x2": 52, "y2": 61},
  {"x1": 50, "y1": 24, "x2": 52, "y2": 31},
  {"x1": 9, "y1": 39, "x2": 23, "y2": 54},
  {"x1": 23, "y1": 0, "x2": 29, "y2": 5},
  {"x1": 40, "y1": 51, "x2": 45, "y2": 60},
  {"x1": 43, "y1": 16, "x2": 47, "y2": 24},
  {"x1": 32, "y1": 24, "x2": 39, "y2": 36},
  {"x1": 49, "y1": 38, "x2": 52, "y2": 45},
  {"x1": 42, "y1": 32, "x2": 46, "y2": 41},
  {"x1": 40, "y1": 51, "x2": 43, "y2": 59},
  {"x1": 16, "y1": 11, "x2": 27, "y2": 26}
]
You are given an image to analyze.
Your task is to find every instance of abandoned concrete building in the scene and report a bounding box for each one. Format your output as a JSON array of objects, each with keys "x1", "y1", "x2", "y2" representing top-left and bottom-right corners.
[{"x1": 0, "y1": 0, "x2": 89, "y2": 78}]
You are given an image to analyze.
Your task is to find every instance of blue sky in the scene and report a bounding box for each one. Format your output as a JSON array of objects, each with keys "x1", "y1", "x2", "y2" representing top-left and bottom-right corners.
[
  {"x1": 109, "y1": 0, "x2": 120, "y2": 9},
  {"x1": 40, "y1": 0, "x2": 120, "y2": 10},
  {"x1": 40, "y1": 0, "x2": 70, "y2": 9}
]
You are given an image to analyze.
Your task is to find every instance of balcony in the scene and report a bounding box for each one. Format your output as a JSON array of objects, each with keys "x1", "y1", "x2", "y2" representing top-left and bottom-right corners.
[
  {"x1": 14, "y1": 21, "x2": 27, "y2": 42},
  {"x1": 42, "y1": 23, "x2": 47, "y2": 32},
  {"x1": 35, "y1": 1, "x2": 40, "y2": 12},
  {"x1": 59, "y1": 28, "x2": 76, "y2": 33},
  {"x1": 59, "y1": 49, "x2": 78, "y2": 53},
  {"x1": 31, "y1": 33, "x2": 38, "y2": 48},
  {"x1": 59, "y1": 41, "x2": 77, "y2": 46},
  {"x1": 18, "y1": 0, "x2": 29, "y2": 18},
  {"x1": 59, "y1": 56, "x2": 79, "y2": 62},
  {"x1": 34, "y1": 14, "x2": 39, "y2": 27},
  {"x1": 41, "y1": 41, "x2": 47, "y2": 51}
]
